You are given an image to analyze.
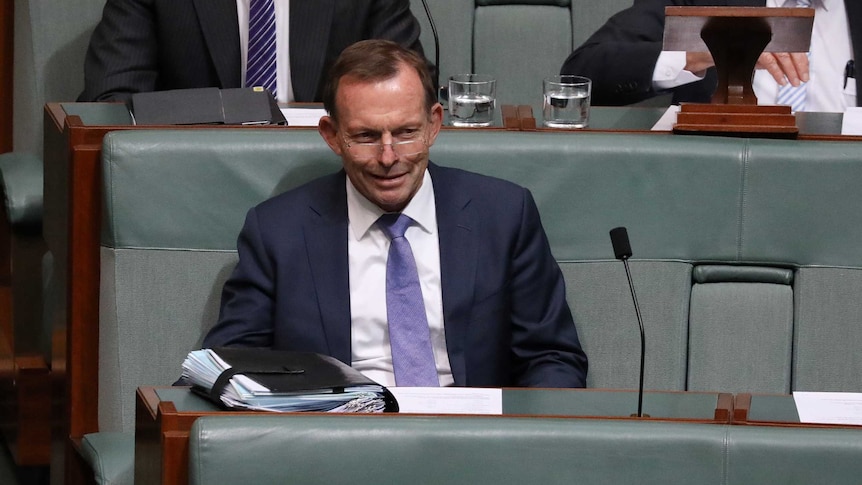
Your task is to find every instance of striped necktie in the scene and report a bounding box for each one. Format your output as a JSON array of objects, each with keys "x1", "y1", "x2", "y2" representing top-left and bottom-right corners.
[
  {"x1": 775, "y1": 0, "x2": 811, "y2": 112},
  {"x1": 246, "y1": 0, "x2": 277, "y2": 97},
  {"x1": 377, "y1": 213, "x2": 439, "y2": 387}
]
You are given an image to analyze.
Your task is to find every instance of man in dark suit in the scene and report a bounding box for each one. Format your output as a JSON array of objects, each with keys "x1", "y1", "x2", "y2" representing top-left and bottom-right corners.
[
  {"x1": 203, "y1": 39, "x2": 588, "y2": 388},
  {"x1": 562, "y1": 0, "x2": 860, "y2": 109},
  {"x1": 78, "y1": 0, "x2": 427, "y2": 104}
]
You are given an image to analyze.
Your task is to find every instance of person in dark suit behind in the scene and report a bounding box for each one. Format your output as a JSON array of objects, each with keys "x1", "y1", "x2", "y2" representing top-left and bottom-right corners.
[
  {"x1": 78, "y1": 0, "x2": 429, "y2": 105},
  {"x1": 562, "y1": 0, "x2": 860, "y2": 111},
  {"x1": 202, "y1": 39, "x2": 588, "y2": 388}
]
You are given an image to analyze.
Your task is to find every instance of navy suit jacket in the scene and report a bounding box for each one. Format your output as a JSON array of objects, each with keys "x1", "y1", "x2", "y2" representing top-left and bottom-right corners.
[
  {"x1": 204, "y1": 163, "x2": 588, "y2": 388},
  {"x1": 78, "y1": 0, "x2": 426, "y2": 103},
  {"x1": 562, "y1": 0, "x2": 862, "y2": 106}
]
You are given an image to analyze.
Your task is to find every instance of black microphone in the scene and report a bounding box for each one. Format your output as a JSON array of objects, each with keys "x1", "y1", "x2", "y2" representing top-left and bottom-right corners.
[
  {"x1": 419, "y1": 0, "x2": 443, "y2": 101},
  {"x1": 609, "y1": 227, "x2": 647, "y2": 418}
]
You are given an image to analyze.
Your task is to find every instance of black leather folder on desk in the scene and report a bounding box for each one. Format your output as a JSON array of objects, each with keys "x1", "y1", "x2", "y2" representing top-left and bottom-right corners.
[{"x1": 131, "y1": 87, "x2": 287, "y2": 126}]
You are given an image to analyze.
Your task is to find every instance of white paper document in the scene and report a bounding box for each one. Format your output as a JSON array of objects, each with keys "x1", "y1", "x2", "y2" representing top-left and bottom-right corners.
[
  {"x1": 280, "y1": 107, "x2": 327, "y2": 127},
  {"x1": 793, "y1": 391, "x2": 862, "y2": 425},
  {"x1": 390, "y1": 387, "x2": 502, "y2": 415},
  {"x1": 840, "y1": 107, "x2": 862, "y2": 135},
  {"x1": 651, "y1": 105, "x2": 680, "y2": 131}
]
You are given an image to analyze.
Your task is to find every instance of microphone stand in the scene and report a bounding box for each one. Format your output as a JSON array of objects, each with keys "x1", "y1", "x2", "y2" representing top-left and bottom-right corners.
[
  {"x1": 609, "y1": 227, "x2": 648, "y2": 418},
  {"x1": 419, "y1": 0, "x2": 442, "y2": 101},
  {"x1": 621, "y1": 255, "x2": 646, "y2": 418}
]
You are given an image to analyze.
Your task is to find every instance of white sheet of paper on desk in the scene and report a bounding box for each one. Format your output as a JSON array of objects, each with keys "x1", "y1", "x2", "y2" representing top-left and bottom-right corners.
[
  {"x1": 280, "y1": 108, "x2": 327, "y2": 126},
  {"x1": 840, "y1": 107, "x2": 862, "y2": 135},
  {"x1": 390, "y1": 387, "x2": 502, "y2": 415},
  {"x1": 793, "y1": 391, "x2": 862, "y2": 425},
  {"x1": 651, "y1": 105, "x2": 680, "y2": 131}
]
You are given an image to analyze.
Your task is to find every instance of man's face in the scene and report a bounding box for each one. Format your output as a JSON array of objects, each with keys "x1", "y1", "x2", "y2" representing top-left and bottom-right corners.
[{"x1": 319, "y1": 65, "x2": 443, "y2": 213}]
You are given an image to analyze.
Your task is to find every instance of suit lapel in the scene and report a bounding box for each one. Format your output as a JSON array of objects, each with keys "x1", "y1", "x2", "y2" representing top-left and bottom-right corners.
[
  {"x1": 430, "y1": 164, "x2": 478, "y2": 386},
  {"x1": 304, "y1": 172, "x2": 352, "y2": 364},
  {"x1": 290, "y1": 0, "x2": 335, "y2": 101},
  {"x1": 193, "y1": 0, "x2": 242, "y2": 88}
]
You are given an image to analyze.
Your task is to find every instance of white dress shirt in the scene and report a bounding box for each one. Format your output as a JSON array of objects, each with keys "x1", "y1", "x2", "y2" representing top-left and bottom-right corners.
[
  {"x1": 237, "y1": 0, "x2": 295, "y2": 103},
  {"x1": 654, "y1": 0, "x2": 854, "y2": 112},
  {"x1": 346, "y1": 170, "x2": 454, "y2": 387}
]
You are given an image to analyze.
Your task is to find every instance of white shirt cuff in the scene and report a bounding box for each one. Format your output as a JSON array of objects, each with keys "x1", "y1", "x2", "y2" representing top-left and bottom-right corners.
[{"x1": 653, "y1": 51, "x2": 705, "y2": 90}]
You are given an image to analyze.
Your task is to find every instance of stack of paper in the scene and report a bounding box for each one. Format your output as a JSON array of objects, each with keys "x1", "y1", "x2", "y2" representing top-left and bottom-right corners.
[{"x1": 181, "y1": 348, "x2": 396, "y2": 413}]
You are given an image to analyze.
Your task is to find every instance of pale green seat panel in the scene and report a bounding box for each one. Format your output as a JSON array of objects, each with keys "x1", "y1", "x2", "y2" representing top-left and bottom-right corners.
[
  {"x1": 14, "y1": 0, "x2": 105, "y2": 155},
  {"x1": 98, "y1": 248, "x2": 237, "y2": 433},
  {"x1": 687, "y1": 282, "x2": 793, "y2": 394},
  {"x1": 726, "y1": 425, "x2": 862, "y2": 485},
  {"x1": 792, "y1": 267, "x2": 862, "y2": 392},
  {"x1": 473, "y1": 1, "x2": 573, "y2": 106},
  {"x1": 188, "y1": 415, "x2": 729, "y2": 485},
  {"x1": 561, "y1": 261, "x2": 691, "y2": 391},
  {"x1": 570, "y1": 0, "x2": 635, "y2": 49},
  {"x1": 409, "y1": 0, "x2": 473, "y2": 88},
  {"x1": 742, "y1": 138, "x2": 862, "y2": 392}
]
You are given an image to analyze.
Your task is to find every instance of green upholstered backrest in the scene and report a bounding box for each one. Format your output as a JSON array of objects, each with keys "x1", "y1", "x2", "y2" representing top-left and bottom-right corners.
[
  {"x1": 187, "y1": 415, "x2": 862, "y2": 485},
  {"x1": 725, "y1": 425, "x2": 862, "y2": 484},
  {"x1": 410, "y1": 0, "x2": 473, "y2": 91},
  {"x1": 99, "y1": 129, "x2": 862, "y2": 433},
  {"x1": 473, "y1": 1, "x2": 573, "y2": 105},
  {"x1": 410, "y1": 1, "x2": 573, "y2": 105},
  {"x1": 410, "y1": 0, "x2": 635, "y2": 103},
  {"x1": 570, "y1": 0, "x2": 635, "y2": 49},
  {"x1": 13, "y1": 0, "x2": 105, "y2": 156},
  {"x1": 189, "y1": 416, "x2": 729, "y2": 485}
]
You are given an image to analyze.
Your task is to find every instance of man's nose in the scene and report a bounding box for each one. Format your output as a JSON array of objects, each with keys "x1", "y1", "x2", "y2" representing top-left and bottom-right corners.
[{"x1": 378, "y1": 134, "x2": 399, "y2": 165}]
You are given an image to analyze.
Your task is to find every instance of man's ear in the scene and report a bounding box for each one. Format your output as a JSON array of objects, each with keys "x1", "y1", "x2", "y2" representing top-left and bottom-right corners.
[
  {"x1": 425, "y1": 102, "x2": 444, "y2": 147},
  {"x1": 318, "y1": 115, "x2": 344, "y2": 156}
]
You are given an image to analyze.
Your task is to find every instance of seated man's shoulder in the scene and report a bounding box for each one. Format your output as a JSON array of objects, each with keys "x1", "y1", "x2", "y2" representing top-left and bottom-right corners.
[
  {"x1": 433, "y1": 164, "x2": 526, "y2": 197},
  {"x1": 254, "y1": 172, "x2": 343, "y2": 215}
]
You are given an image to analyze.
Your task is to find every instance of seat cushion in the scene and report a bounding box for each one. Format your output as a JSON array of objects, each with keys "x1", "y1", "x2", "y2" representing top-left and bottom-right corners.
[{"x1": 80, "y1": 431, "x2": 134, "y2": 485}]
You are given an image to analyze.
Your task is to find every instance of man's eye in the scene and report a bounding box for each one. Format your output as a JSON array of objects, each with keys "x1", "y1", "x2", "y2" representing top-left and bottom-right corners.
[
  {"x1": 351, "y1": 134, "x2": 377, "y2": 143},
  {"x1": 395, "y1": 129, "x2": 419, "y2": 140}
]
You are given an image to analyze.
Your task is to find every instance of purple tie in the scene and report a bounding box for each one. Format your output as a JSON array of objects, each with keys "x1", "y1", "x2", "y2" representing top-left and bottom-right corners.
[
  {"x1": 246, "y1": 0, "x2": 277, "y2": 97},
  {"x1": 377, "y1": 213, "x2": 439, "y2": 387}
]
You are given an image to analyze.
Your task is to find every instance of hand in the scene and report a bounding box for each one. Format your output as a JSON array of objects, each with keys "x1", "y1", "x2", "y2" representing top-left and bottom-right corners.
[
  {"x1": 684, "y1": 51, "x2": 715, "y2": 76},
  {"x1": 756, "y1": 52, "x2": 809, "y2": 86}
]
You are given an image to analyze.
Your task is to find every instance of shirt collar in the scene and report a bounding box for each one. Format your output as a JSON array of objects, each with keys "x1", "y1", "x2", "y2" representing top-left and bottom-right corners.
[{"x1": 346, "y1": 168, "x2": 436, "y2": 240}]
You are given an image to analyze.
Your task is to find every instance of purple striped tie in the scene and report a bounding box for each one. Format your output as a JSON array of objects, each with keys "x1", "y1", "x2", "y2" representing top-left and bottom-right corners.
[
  {"x1": 776, "y1": 0, "x2": 811, "y2": 112},
  {"x1": 377, "y1": 213, "x2": 439, "y2": 387},
  {"x1": 246, "y1": 0, "x2": 277, "y2": 97}
]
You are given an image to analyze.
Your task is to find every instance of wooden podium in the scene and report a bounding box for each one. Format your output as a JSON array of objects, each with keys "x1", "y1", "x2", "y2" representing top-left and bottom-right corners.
[{"x1": 663, "y1": 7, "x2": 814, "y2": 137}]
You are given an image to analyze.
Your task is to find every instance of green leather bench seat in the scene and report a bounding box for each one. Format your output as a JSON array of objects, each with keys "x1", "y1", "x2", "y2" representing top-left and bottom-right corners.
[
  {"x1": 89, "y1": 128, "x2": 862, "y2": 485},
  {"x1": 189, "y1": 416, "x2": 730, "y2": 485},
  {"x1": 187, "y1": 415, "x2": 862, "y2": 485}
]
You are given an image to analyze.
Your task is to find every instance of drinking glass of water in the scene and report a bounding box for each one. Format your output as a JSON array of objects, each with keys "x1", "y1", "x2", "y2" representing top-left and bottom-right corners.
[
  {"x1": 543, "y1": 75, "x2": 591, "y2": 129},
  {"x1": 448, "y1": 74, "x2": 496, "y2": 127}
]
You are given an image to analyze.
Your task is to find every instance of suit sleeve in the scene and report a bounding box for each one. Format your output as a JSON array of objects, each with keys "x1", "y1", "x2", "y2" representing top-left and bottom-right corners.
[
  {"x1": 366, "y1": 0, "x2": 436, "y2": 82},
  {"x1": 561, "y1": 0, "x2": 714, "y2": 106},
  {"x1": 78, "y1": 0, "x2": 159, "y2": 103},
  {"x1": 203, "y1": 207, "x2": 277, "y2": 349},
  {"x1": 366, "y1": 0, "x2": 425, "y2": 56},
  {"x1": 509, "y1": 189, "x2": 588, "y2": 388}
]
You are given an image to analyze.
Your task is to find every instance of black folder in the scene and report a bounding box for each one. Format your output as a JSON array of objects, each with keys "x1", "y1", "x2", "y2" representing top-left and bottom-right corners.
[
  {"x1": 131, "y1": 87, "x2": 287, "y2": 126},
  {"x1": 190, "y1": 348, "x2": 398, "y2": 412}
]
